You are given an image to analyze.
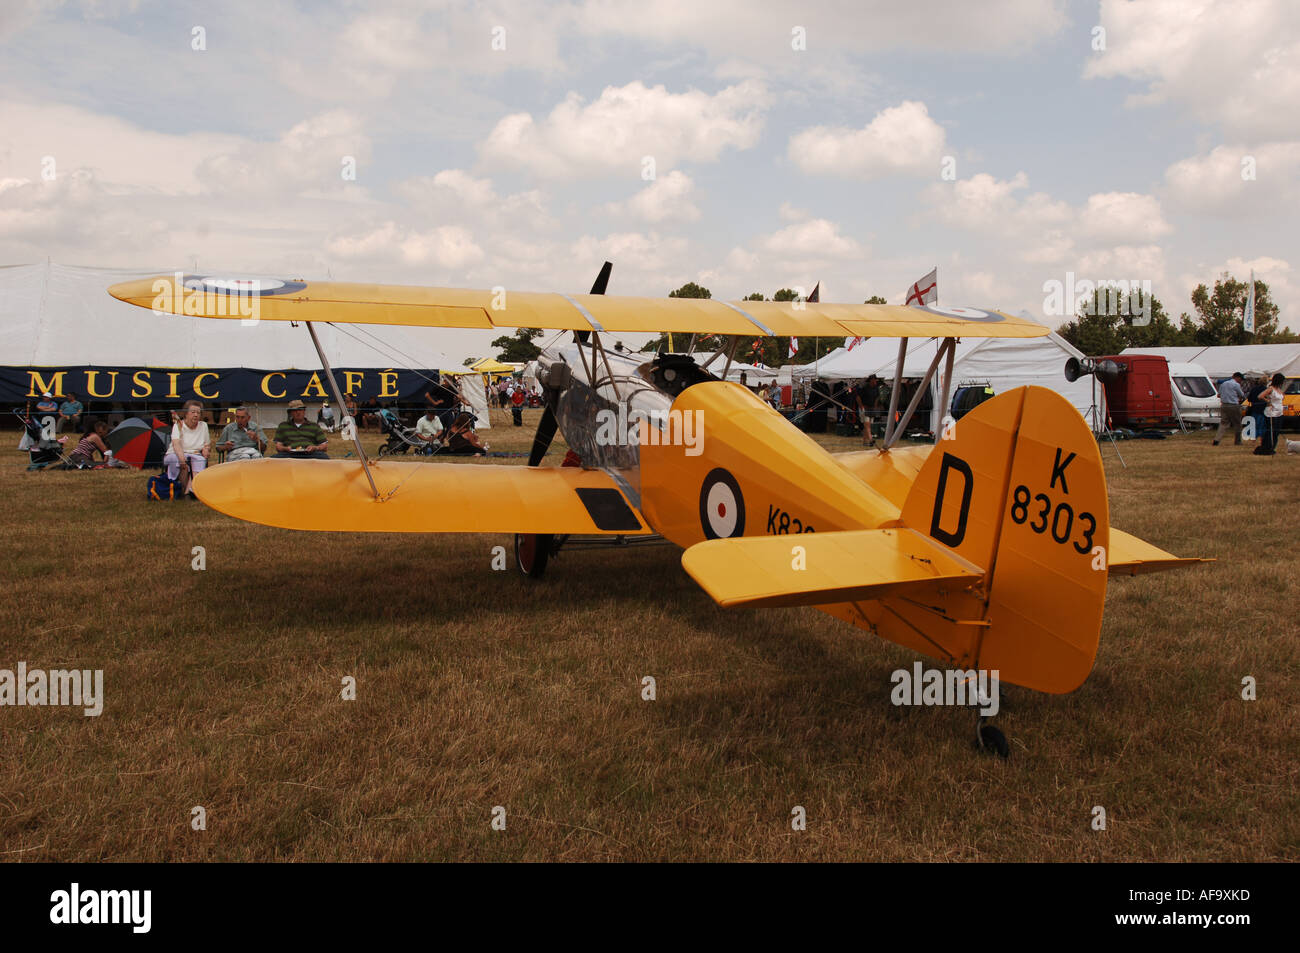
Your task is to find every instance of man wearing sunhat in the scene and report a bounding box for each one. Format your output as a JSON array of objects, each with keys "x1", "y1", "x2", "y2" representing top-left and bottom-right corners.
[{"x1": 273, "y1": 399, "x2": 329, "y2": 458}]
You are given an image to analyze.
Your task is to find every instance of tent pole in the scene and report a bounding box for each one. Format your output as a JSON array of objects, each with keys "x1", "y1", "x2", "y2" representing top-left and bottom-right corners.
[
  {"x1": 306, "y1": 321, "x2": 379, "y2": 499},
  {"x1": 883, "y1": 340, "x2": 946, "y2": 451},
  {"x1": 883, "y1": 337, "x2": 908, "y2": 446}
]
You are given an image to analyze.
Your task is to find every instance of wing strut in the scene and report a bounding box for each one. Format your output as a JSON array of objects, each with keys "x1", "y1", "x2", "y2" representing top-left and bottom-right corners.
[
  {"x1": 883, "y1": 337, "x2": 908, "y2": 445},
  {"x1": 305, "y1": 321, "x2": 380, "y2": 499},
  {"x1": 882, "y1": 337, "x2": 956, "y2": 451}
]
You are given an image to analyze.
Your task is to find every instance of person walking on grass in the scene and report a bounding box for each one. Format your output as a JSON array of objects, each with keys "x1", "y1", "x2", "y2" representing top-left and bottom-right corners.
[{"x1": 1213, "y1": 372, "x2": 1246, "y2": 446}]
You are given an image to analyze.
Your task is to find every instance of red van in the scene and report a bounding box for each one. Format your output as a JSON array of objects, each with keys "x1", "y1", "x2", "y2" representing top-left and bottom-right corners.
[{"x1": 1096, "y1": 354, "x2": 1175, "y2": 428}]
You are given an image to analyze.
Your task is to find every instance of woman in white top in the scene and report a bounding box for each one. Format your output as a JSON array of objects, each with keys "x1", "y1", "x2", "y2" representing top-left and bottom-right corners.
[
  {"x1": 165, "y1": 399, "x2": 211, "y2": 495},
  {"x1": 1255, "y1": 373, "x2": 1287, "y2": 455}
]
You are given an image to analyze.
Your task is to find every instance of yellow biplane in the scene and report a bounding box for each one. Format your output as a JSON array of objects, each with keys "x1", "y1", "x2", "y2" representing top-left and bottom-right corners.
[{"x1": 109, "y1": 266, "x2": 1204, "y2": 755}]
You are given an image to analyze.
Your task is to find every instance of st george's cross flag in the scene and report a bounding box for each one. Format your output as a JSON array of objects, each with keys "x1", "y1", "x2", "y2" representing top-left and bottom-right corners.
[{"x1": 905, "y1": 268, "x2": 937, "y2": 307}]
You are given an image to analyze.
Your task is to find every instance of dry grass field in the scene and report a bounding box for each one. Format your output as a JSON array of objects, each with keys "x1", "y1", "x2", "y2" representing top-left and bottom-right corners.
[{"x1": 1, "y1": 408, "x2": 1296, "y2": 862}]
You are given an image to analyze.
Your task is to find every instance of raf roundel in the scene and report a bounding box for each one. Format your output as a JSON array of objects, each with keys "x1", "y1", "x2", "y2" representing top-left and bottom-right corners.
[
  {"x1": 917, "y1": 303, "x2": 1004, "y2": 323},
  {"x1": 699, "y1": 468, "x2": 745, "y2": 539},
  {"x1": 182, "y1": 275, "x2": 308, "y2": 297}
]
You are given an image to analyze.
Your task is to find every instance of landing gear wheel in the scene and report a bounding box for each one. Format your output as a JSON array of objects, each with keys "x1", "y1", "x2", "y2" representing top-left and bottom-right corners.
[
  {"x1": 976, "y1": 721, "x2": 1010, "y2": 759},
  {"x1": 514, "y1": 533, "x2": 552, "y2": 579}
]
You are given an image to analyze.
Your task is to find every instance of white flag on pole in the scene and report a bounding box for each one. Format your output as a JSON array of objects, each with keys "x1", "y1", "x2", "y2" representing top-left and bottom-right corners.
[{"x1": 1244, "y1": 270, "x2": 1256, "y2": 334}]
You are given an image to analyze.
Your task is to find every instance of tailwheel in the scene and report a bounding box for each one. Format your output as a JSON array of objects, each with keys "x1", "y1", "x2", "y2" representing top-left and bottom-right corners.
[
  {"x1": 976, "y1": 718, "x2": 1010, "y2": 759},
  {"x1": 514, "y1": 533, "x2": 552, "y2": 579}
]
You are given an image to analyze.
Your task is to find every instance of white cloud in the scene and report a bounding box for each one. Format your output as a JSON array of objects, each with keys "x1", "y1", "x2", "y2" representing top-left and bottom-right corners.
[
  {"x1": 924, "y1": 174, "x2": 1172, "y2": 253},
  {"x1": 1164, "y1": 142, "x2": 1300, "y2": 215},
  {"x1": 1078, "y1": 192, "x2": 1173, "y2": 244},
  {"x1": 196, "y1": 110, "x2": 371, "y2": 197},
  {"x1": 326, "y1": 222, "x2": 485, "y2": 269},
  {"x1": 789, "y1": 101, "x2": 947, "y2": 179},
  {"x1": 1085, "y1": 0, "x2": 1300, "y2": 137},
  {"x1": 605, "y1": 170, "x2": 701, "y2": 223},
  {"x1": 761, "y1": 218, "x2": 862, "y2": 260},
  {"x1": 778, "y1": 201, "x2": 808, "y2": 222},
  {"x1": 574, "y1": 0, "x2": 1068, "y2": 55},
  {"x1": 480, "y1": 80, "x2": 770, "y2": 177},
  {"x1": 0, "y1": 99, "x2": 244, "y2": 193},
  {"x1": 923, "y1": 172, "x2": 1071, "y2": 233}
]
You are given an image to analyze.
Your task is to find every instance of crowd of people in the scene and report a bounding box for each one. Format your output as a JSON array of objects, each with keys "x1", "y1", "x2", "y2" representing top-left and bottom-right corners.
[
  {"x1": 758, "y1": 374, "x2": 896, "y2": 446},
  {"x1": 1214, "y1": 371, "x2": 1289, "y2": 455}
]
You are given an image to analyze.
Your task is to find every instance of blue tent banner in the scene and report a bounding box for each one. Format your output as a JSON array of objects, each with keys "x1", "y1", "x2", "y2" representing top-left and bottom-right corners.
[{"x1": 2, "y1": 366, "x2": 443, "y2": 405}]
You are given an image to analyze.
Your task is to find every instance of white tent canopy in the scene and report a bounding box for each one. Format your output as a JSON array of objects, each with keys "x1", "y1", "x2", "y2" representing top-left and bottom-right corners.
[
  {"x1": 693, "y1": 356, "x2": 777, "y2": 383},
  {"x1": 790, "y1": 329, "x2": 1095, "y2": 432},
  {"x1": 0, "y1": 262, "x2": 459, "y2": 371},
  {"x1": 1120, "y1": 344, "x2": 1300, "y2": 379}
]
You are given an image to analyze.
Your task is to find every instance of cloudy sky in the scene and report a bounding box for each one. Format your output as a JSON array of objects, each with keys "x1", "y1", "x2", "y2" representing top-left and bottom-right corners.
[{"x1": 1, "y1": 0, "x2": 1296, "y2": 359}]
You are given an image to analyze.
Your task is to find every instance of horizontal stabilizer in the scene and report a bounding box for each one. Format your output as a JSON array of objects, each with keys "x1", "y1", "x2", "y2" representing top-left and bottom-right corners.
[
  {"x1": 191, "y1": 459, "x2": 649, "y2": 535},
  {"x1": 1109, "y1": 529, "x2": 1214, "y2": 576},
  {"x1": 681, "y1": 527, "x2": 983, "y2": 609}
]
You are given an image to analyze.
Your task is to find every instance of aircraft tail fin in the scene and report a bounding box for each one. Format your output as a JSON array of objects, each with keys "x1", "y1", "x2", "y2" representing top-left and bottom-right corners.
[{"x1": 894, "y1": 386, "x2": 1111, "y2": 693}]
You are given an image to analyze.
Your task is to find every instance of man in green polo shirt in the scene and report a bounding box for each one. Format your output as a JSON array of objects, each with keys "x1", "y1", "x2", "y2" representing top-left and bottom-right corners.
[{"x1": 273, "y1": 399, "x2": 329, "y2": 458}]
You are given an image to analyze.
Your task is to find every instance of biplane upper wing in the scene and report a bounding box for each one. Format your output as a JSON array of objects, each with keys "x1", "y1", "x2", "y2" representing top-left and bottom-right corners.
[
  {"x1": 191, "y1": 459, "x2": 651, "y2": 535},
  {"x1": 681, "y1": 527, "x2": 984, "y2": 609},
  {"x1": 108, "y1": 275, "x2": 1051, "y2": 339}
]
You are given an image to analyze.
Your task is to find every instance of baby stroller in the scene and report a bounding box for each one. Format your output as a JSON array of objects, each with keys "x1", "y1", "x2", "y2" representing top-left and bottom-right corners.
[
  {"x1": 375, "y1": 408, "x2": 438, "y2": 456},
  {"x1": 14, "y1": 408, "x2": 68, "y2": 469}
]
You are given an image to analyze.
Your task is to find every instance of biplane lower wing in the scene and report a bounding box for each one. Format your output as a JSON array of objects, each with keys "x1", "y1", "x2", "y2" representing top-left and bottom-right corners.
[
  {"x1": 681, "y1": 527, "x2": 984, "y2": 609},
  {"x1": 191, "y1": 459, "x2": 651, "y2": 535}
]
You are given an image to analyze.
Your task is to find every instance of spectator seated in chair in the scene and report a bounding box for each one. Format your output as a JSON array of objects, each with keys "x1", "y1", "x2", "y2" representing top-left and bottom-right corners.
[
  {"x1": 58, "y1": 392, "x2": 84, "y2": 433},
  {"x1": 414, "y1": 407, "x2": 444, "y2": 453},
  {"x1": 274, "y1": 399, "x2": 329, "y2": 458},
  {"x1": 163, "y1": 399, "x2": 211, "y2": 497},
  {"x1": 216, "y1": 406, "x2": 267, "y2": 461}
]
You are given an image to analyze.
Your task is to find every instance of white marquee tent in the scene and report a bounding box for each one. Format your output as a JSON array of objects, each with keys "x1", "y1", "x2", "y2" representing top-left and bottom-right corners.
[{"x1": 1120, "y1": 344, "x2": 1300, "y2": 379}]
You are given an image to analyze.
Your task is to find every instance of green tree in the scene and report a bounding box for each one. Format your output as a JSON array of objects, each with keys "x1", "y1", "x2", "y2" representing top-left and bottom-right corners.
[
  {"x1": 491, "y1": 327, "x2": 544, "y2": 362},
  {"x1": 644, "y1": 282, "x2": 718, "y2": 352},
  {"x1": 864, "y1": 295, "x2": 887, "y2": 305},
  {"x1": 669, "y1": 282, "x2": 711, "y2": 299},
  {"x1": 1185, "y1": 272, "x2": 1288, "y2": 345},
  {"x1": 1057, "y1": 290, "x2": 1190, "y2": 354},
  {"x1": 744, "y1": 292, "x2": 765, "y2": 301}
]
